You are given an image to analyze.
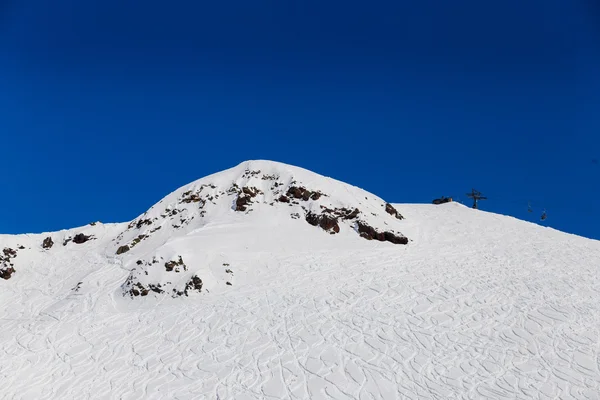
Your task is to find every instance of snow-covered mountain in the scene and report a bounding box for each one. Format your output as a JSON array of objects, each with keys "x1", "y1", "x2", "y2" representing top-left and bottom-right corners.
[{"x1": 1, "y1": 160, "x2": 599, "y2": 399}]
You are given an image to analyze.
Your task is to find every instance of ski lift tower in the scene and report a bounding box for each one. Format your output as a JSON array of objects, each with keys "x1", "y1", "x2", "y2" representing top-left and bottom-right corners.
[{"x1": 466, "y1": 189, "x2": 487, "y2": 209}]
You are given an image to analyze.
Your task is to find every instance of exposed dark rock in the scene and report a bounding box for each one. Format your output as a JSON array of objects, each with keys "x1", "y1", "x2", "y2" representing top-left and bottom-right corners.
[
  {"x1": 180, "y1": 190, "x2": 206, "y2": 204},
  {"x1": 136, "y1": 219, "x2": 152, "y2": 229},
  {"x1": 226, "y1": 281, "x2": 232, "y2": 286},
  {"x1": 356, "y1": 221, "x2": 408, "y2": 245},
  {"x1": 165, "y1": 256, "x2": 186, "y2": 272},
  {"x1": 0, "y1": 248, "x2": 17, "y2": 279},
  {"x1": 130, "y1": 235, "x2": 147, "y2": 248},
  {"x1": 0, "y1": 267, "x2": 15, "y2": 280},
  {"x1": 242, "y1": 186, "x2": 261, "y2": 197},
  {"x1": 63, "y1": 238, "x2": 72, "y2": 246},
  {"x1": 306, "y1": 212, "x2": 340, "y2": 234},
  {"x1": 185, "y1": 276, "x2": 203, "y2": 294},
  {"x1": 148, "y1": 284, "x2": 163, "y2": 294},
  {"x1": 384, "y1": 231, "x2": 408, "y2": 244},
  {"x1": 344, "y1": 208, "x2": 360, "y2": 219},
  {"x1": 128, "y1": 282, "x2": 149, "y2": 297},
  {"x1": 235, "y1": 195, "x2": 252, "y2": 212},
  {"x1": 286, "y1": 186, "x2": 325, "y2": 201},
  {"x1": 287, "y1": 186, "x2": 305, "y2": 199},
  {"x1": 242, "y1": 169, "x2": 261, "y2": 178},
  {"x1": 116, "y1": 245, "x2": 130, "y2": 255},
  {"x1": 72, "y1": 233, "x2": 92, "y2": 244},
  {"x1": 432, "y1": 196, "x2": 453, "y2": 205},
  {"x1": 225, "y1": 269, "x2": 233, "y2": 274},
  {"x1": 3, "y1": 248, "x2": 17, "y2": 258},
  {"x1": 278, "y1": 195, "x2": 290, "y2": 203},
  {"x1": 42, "y1": 237, "x2": 54, "y2": 249},
  {"x1": 18, "y1": 245, "x2": 25, "y2": 250},
  {"x1": 385, "y1": 203, "x2": 404, "y2": 220},
  {"x1": 235, "y1": 187, "x2": 262, "y2": 212}
]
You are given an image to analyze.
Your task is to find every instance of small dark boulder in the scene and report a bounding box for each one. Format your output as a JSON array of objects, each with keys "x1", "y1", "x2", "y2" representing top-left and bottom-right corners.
[
  {"x1": 432, "y1": 196, "x2": 453, "y2": 205},
  {"x1": 165, "y1": 256, "x2": 186, "y2": 272},
  {"x1": 136, "y1": 219, "x2": 152, "y2": 229},
  {"x1": 184, "y1": 275, "x2": 203, "y2": 294},
  {"x1": 116, "y1": 245, "x2": 130, "y2": 255},
  {"x1": 72, "y1": 233, "x2": 91, "y2": 244},
  {"x1": 235, "y1": 195, "x2": 252, "y2": 211},
  {"x1": 3, "y1": 248, "x2": 17, "y2": 258},
  {"x1": 42, "y1": 237, "x2": 54, "y2": 249},
  {"x1": 0, "y1": 267, "x2": 15, "y2": 280}
]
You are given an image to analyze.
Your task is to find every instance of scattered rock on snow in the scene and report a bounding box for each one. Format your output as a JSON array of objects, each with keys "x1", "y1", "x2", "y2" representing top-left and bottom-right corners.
[
  {"x1": 356, "y1": 221, "x2": 408, "y2": 245},
  {"x1": 165, "y1": 256, "x2": 186, "y2": 272},
  {"x1": 0, "y1": 266, "x2": 15, "y2": 280},
  {"x1": 116, "y1": 245, "x2": 130, "y2": 255},
  {"x1": 72, "y1": 233, "x2": 92, "y2": 244},
  {"x1": 185, "y1": 276, "x2": 203, "y2": 293},
  {"x1": 42, "y1": 237, "x2": 54, "y2": 249},
  {"x1": 385, "y1": 203, "x2": 404, "y2": 220}
]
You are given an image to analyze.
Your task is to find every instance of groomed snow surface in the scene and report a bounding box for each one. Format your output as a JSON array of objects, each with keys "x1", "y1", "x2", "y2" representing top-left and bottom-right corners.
[{"x1": 1, "y1": 161, "x2": 600, "y2": 399}]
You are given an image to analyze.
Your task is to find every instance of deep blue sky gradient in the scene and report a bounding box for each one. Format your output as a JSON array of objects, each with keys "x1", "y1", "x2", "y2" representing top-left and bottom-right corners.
[{"x1": 1, "y1": 0, "x2": 599, "y2": 239}]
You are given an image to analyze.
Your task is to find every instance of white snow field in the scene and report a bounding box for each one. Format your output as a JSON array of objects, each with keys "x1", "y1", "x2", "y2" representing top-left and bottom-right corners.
[{"x1": 1, "y1": 160, "x2": 600, "y2": 400}]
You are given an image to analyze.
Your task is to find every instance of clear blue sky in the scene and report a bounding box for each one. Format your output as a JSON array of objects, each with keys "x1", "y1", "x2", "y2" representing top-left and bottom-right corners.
[{"x1": 1, "y1": 0, "x2": 599, "y2": 239}]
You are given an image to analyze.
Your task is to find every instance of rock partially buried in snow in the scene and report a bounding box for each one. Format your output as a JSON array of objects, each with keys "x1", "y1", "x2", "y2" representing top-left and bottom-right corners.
[
  {"x1": 0, "y1": 266, "x2": 15, "y2": 280},
  {"x1": 42, "y1": 237, "x2": 54, "y2": 249},
  {"x1": 73, "y1": 233, "x2": 92, "y2": 244},
  {"x1": 0, "y1": 247, "x2": 18, "y2": 280},
  {"x1": 385, "y1": 203, "x2": 404, "y2": 220},
  {"x1": 116, "y1": 245, "x2": 130, "y2": 255}
]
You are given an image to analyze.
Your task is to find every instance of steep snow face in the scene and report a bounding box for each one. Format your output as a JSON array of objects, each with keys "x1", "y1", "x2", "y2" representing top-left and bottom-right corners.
[{"x1": 2, "y1": 161, "x2": 600, "y2": 399}]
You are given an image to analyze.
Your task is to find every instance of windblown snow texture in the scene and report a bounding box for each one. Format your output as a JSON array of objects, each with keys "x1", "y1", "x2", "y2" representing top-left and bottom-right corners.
[{"x1": 1, "y1": 160, "x2": 599, "y2": 399}]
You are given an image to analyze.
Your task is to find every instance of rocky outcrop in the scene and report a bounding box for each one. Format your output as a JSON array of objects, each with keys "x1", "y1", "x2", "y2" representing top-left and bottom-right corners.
[
  {"x1": 3, "y1": 248, "x2": 17, "y2": 258},
  {"x1": 73, "y1": 233, "x2": 92, "y2": 244},
  {"x1": 385, "y1": 203, "x2": 404, "y2": 220},
  {"x1": 185, "y1": 276, "x2": 203, "y2": 293},
  {"x1": 286, "y1": 186, "x2": 324, "y2": 201},
  {"x1": 306, "y1": 212, "x2": 340, "y2": 234},
  {"x1": 0, "y1": 266, "x2": 15, "y2": 280},
  {"x1": 357, "y1": 221, "x2": 408, "y2": 244},
  {"x1": 165, "y1": 256, "x2": 186, "y2": 272},
  {"x1": 0, "y1": 247, "x2": 18, "y2": 280},
  {"x1": 42, "y1": 237, "x2": 54, "y2": 249},
  {"x1": 116, "y1": 245, "x2": 130, "y2": 255},
  {"x1": 235, "y1": 186, "x2": 262, "y2": 212}
]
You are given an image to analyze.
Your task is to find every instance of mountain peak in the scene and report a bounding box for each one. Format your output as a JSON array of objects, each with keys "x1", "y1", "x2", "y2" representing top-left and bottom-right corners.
[{"x1": 110, "y1": 160, "x2": 408, "y2": 298}]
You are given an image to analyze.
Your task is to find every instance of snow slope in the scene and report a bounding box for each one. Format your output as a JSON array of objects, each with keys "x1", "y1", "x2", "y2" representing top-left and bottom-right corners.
[{"x1": 1, "y1": 160, "x2": 600, "y2": 399}]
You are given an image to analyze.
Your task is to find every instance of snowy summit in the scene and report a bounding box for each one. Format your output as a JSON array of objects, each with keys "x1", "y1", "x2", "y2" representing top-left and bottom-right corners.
[{"x1": 1, "y1": 160, "x2": 599, "y2": 399}]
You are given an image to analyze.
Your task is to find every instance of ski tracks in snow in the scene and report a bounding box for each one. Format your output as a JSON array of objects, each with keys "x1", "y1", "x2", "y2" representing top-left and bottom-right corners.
[{"x1": 2, "y1": 205, "x2": 600, "y2": 399}]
